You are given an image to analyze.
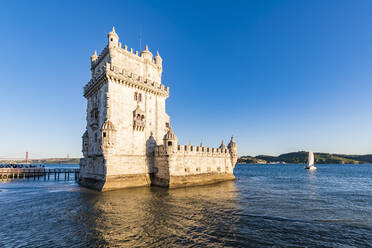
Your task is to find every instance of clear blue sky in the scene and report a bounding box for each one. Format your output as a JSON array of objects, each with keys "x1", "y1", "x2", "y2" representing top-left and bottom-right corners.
[{"x1": 1, "y1": 0, "x2": 372, "y2": 159}]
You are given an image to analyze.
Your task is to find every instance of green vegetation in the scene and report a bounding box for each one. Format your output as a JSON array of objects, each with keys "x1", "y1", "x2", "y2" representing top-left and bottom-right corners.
[{"x1": 238, "y1": 152, "x2": 372, "y2": 164}]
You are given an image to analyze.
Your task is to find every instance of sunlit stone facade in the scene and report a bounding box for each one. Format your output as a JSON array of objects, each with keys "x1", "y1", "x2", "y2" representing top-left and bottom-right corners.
[{"x1": 79, "y1": 27, "x2": 238, "y2": 191}]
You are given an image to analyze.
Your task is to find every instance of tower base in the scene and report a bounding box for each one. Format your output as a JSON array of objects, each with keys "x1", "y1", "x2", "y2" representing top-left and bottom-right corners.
[
  {"x1": 78, "y1": 173, "x2": 151, "y2": 192},
  {"x1": 152, "y1": 172, "x2": 236, "y2": 188}
]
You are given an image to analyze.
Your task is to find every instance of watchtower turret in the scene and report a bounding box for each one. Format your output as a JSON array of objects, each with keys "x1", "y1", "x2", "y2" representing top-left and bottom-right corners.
[
  {"x1": 141, "y1": 45, "x2": 153, "y2": 61},
  {"x1": 155, "y1": 50, "x2": 163, "y2": 69},
  {"x1": 228, "y1": 136, "x2": 237, "y2": 155},
  {"x1": 163, "y1": 125, "x2": 178, "y2": 154},
  {"x1": 228, "y1": 136, "x2": 238, "y2": 165},
  {"x1": 91, "y1": 50, "x2": 98, "y2": 63},
  {"x1": 219, "y1": 140, "x2": 226, "y2": 149},
  {"x1": 108, "y1": 26, "x2": 119, "y2": 49}
]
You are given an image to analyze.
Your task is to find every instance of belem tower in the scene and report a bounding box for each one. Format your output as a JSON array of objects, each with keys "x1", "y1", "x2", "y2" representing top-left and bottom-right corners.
[{"x1": 79, "y1": 27, "x2": 238, "y2": 191}]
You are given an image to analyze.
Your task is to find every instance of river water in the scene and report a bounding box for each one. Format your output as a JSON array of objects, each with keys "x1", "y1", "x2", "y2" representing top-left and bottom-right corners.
[{"x1": 0, "y1": 164, "x2": 371, "y2": 247}]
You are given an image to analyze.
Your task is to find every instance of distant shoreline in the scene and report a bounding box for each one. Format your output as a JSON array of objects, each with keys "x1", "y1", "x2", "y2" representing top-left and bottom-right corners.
[
  {"x1": 0, "y1": 158, "x2": 80, "y2": 165},
  {"x1": 239, "y1": 151, "x2": 372, "y2": 165}
]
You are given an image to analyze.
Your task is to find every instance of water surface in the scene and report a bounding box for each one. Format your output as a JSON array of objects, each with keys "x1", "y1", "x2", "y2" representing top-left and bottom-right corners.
[{"x1": 0, "y1": 164, "x2": 371, "y2": 247}]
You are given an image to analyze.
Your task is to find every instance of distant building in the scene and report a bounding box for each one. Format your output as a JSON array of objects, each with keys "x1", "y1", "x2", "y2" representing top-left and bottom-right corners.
[{"x1": 79, "y1": 27, "x2": 238, "y2": 191}]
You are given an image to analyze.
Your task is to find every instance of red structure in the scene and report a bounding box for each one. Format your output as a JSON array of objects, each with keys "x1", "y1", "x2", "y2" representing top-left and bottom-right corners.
[{"x1": 26, "y1": 152, "x2": 29, "y2": 164}]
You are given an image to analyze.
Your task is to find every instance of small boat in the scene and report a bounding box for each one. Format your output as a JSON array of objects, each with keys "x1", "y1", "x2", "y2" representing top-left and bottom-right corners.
[{"x1": 305, "y1": 150, "x2": 317, "y2": 170}]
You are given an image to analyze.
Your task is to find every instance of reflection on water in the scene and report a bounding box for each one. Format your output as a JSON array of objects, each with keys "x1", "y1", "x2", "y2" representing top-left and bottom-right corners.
[
  {"x1": 80, "y1": 182, "x2": 239, "y2": 247},
  {"x1": 306, "y1": 169, "x2": 319, "y2": 198},
  {"x1": 1, "y1": 164, "x2": 372, "y2": 247}
]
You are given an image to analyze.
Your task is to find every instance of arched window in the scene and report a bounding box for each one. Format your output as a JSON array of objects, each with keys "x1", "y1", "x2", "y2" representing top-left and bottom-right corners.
[{"x1": 168, "y1": 141, "x2": 172, "y2": 146}]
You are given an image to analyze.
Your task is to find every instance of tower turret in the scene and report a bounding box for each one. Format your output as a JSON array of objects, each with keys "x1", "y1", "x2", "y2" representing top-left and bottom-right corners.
[
  {"x1": 141, "y1": 45, "x2": 153, "y2": 61},
  {"x1": 227, "y1": 136, "x2": 237, "y2": 155},
  {"x1": 108, "y1": 26, "x2": 119, "y2": 49},
  {"x1": 163, "y1": 125, "x2": 178, "y2": 154},
  {"x1": 219, "y1": 140, "x2": 226, "y2": 149},
  {"x1": 228, "y1": 135, "x2": 238, "y2": 165},
  {"x1": 91, "y1": 50, "x2": 98, "y2": 63},
  {"x1": 154, "y1": 50, "x2": 162, "y2": 68}
]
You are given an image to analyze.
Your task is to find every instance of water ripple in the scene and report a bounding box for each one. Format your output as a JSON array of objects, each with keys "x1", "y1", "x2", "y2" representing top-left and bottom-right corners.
[{"x1": 0, "y1": 164, "x2": 371, "y2": 247}]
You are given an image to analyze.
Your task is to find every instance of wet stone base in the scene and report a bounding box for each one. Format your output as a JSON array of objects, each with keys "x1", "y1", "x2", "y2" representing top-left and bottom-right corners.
[
  {"x1": 152, "y1": 173, "x2": 236, "y2": 188},
  {"x1": 79, "y1": 173, "x2": 151, "y2": 191},
  {"x1": 78, "y1": 177, "x2": 105, "y2": 191}
]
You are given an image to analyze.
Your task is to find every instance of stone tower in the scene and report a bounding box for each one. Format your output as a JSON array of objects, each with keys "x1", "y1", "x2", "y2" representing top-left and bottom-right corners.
[
  {"x1": 79, "y1": 27, "x2": 170, "y2": 191},
  {"x1": 79, "y1": 27, "x2": 238, "y2": 191}
]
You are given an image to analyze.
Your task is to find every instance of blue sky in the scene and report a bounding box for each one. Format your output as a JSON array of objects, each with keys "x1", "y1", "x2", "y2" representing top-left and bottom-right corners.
[{"x1": 1, "y1": 0, "x2": 372, "y2": 159}]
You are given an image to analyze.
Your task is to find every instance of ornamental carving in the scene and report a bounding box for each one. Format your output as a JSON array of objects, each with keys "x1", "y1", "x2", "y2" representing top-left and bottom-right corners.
[{"x1": 133, "y1": 105, "x2": 145, "y2": 131}]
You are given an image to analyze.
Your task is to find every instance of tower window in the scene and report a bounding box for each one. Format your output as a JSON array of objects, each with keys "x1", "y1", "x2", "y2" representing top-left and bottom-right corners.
[
  {"x1": 168, "y1": 141, "x2": 172, "y2": 146},
  {"x1": 103, "y1": 132, "x2": 106, "y2": 138},
  {"x1": 134, "y1": 92, "x2": 142, "y2": 102},
  {"x1": 111, "y1": 38, "x2": 113, "y2": 42}
]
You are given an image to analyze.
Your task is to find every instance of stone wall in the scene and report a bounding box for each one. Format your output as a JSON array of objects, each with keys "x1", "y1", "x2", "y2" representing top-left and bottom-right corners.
[{"x1": 153, "y1": 144, "x2": 236, "y2": 188}]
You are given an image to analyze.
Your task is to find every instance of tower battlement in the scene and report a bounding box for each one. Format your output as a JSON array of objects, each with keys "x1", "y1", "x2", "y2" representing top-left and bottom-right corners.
[
  {"x1": 91, "y1": 44, "x2": 162, "y2": 73},
  {"x1": 154, "y1": 143, "x2": 235, "y2": 157},
  {"x1": 89, "y1": 27, "x2": 163, "y2": 88},
  {"x1": 84, "y1": 62, "x2": 169, "y2": 98},
  {"x1": 79, "y1": 27, "x2": 237, "y2": 191}
]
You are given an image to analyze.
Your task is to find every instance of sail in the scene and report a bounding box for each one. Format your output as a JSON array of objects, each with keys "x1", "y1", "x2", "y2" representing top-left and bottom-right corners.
[{"x1": 308, "y1": 151, "x2": 314, "y2": 166}]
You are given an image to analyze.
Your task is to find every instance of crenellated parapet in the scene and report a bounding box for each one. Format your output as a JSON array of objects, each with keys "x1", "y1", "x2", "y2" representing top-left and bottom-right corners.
[
  {"x1": 154, "y1": 144, "x2": 232, "y2": 157},
  {"x1": 84, "y1": 62, "x2": 169, "y2": 98},
  {"x1": 152, "y1": 134, "x2": 238, "y2": 188},
  {"x1": 86, "y1": 26, "x2": 167, "y2": 99},
  {"x1": 91, "y1": 44, "x2": 162, "y2": 71},
  {"x1": 91, "y1": 27, "x2": 162, "y2": 78},
  {"x1": 156, "y1": 125, "x2": 237, "y2": 159}
]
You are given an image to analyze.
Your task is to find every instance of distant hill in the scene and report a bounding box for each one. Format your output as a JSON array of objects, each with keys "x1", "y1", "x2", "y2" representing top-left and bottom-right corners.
[
  {"x1": 237, "y1": 156, "x2": 267, "y2": 164},
  {"x1": 239, "y1": 152, "x2": 372, "y2": 164}
]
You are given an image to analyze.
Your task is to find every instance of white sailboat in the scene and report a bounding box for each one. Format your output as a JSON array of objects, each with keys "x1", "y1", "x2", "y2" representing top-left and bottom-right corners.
[{"x1": 305, "y1": 150, "x2": 317, "y2": 170}]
